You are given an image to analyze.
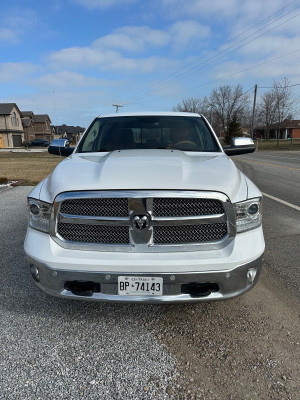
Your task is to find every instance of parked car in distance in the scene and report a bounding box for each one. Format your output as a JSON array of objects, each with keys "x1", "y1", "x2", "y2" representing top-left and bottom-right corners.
[
  {"x1": 30, "y1": 139, "x2": 50, "y2": 147},
  {"x1": 48, "y1": 139, "x2": 74, "y2": 156}
]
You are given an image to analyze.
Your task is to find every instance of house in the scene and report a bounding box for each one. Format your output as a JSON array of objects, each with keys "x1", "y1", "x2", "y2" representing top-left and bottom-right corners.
[
  {"x1": 32, "y1": 114, "x2": 53, "y2": 141},
  {"x1": 0, "y1": 103, "x2": 24, "y2": 148},
  {"x1": 254, "y1": 120, "x2": 300, "y2": 140},
  {"x1": 21, "y1": 111, "x2": 35, "y2": 142},
  {"x1": 51, "y1": 124, "x2": 85, "y2": 143}
]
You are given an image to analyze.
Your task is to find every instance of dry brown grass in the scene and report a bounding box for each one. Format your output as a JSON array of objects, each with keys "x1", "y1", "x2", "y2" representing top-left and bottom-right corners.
[{"x1": 0, "y1": 151, "x2": 63, "y2": 185}]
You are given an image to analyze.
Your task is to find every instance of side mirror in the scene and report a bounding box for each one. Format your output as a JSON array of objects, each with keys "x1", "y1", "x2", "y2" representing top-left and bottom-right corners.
[
  {"x1": 223, "y1": 137, "x2": 255, "y2": 156},
  {"x1": 48, "y1": 146, "x2": 75, "y2": 156}
]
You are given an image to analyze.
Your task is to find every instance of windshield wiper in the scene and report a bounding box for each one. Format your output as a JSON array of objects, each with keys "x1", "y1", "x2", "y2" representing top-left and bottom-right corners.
[{"x1": 157, "y1": 146, "x2": 200, "y2": 152}]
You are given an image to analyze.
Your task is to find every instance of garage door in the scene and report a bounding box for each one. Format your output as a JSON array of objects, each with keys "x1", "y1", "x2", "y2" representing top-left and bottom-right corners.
[{"x1": 12, "y1": 135, "x2": 23, "y2": 147}]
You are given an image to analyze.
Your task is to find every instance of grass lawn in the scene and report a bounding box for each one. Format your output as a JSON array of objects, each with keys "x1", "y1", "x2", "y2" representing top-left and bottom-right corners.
[
  {"x1": 255, "y1": 139, "x2": 300, "y2": 151},
  {"x1": 218, "y1": 138, "x2": 300, "y2": 151},
  {"x1": 0, "y1": 151, "x2": 63, "y2": 185}
]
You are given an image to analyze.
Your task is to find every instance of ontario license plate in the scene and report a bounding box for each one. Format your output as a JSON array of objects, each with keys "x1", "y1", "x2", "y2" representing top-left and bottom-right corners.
[{"x1": 118, "y1": 276, "x2": 163, "y2": 296}]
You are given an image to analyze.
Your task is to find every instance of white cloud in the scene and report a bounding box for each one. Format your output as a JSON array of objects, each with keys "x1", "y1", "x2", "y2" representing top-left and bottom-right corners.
[
  {"x1": 212, "y1": 48, "x2": 300, "y2": 81},
  {"x1": 0, "y1": 10, "x2": 38, "y2": 44},
  {"x1": 93, "y1": 26, "x2": 170, "y2": 53},
  {"x1": 161, "y1": 0, "x2": 290, "y2": 23},
  {"x1": 229, "y1": 0, "x2": 291, "y2": 33},
  {"x1": 0, "y1": 62, "x2": 39, "y2": 83},
  {"x1": 170, "y1": 20, "x2": 210, "y2": 50},
  {"x1": 47, "y1": 21, "x2": 209, "y2": 73},
  {"x1": 49, "y1": 45, "x2": 179, "y2": 73},
  {"x1": 71, "y1": 0, "x2": 138, "y2": 10},
  {"x1": 238, "y1": 35, "x2": 300, "y2": 58},
  {"x1": 161, "y1": 0, "x2": 240, "y2": 19},
  {"x1": 48, "y1": 47, "x2": 121, "y2": 69},
  {"x1": 33, "y1": 71, "x2": 114, "y2": 89},
  {"x1": 0, "y1": 28, "x2": 17, "y2": 42}
]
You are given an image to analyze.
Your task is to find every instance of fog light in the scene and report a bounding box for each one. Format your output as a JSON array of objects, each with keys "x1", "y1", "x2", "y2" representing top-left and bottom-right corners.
[
  {"x1": 247, "y1": 268, "x2": 257, "y2": 284},
  {"x1": 30, "y1": 265, "x2": 40, "y2": 282}
]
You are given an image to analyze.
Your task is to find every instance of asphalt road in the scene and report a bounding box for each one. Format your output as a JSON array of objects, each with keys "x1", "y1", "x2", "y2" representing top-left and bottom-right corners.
[
  {"x1": 233, "y1": 151, "x2": 300, "y2": 207},
  {"x1": 233, "y1": 151, "x2": 300, "y2": 294},
  {"x1": 0, "y1": 157, "x2": 299, "y2": 399}
]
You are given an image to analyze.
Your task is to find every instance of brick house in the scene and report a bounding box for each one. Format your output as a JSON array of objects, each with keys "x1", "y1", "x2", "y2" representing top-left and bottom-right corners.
[
  {"x1": 21, "y1": 111, "x2": 35, "y2": 142},
  {"x1": 254, "y1": 120, "x2": 300, "y2": 140},
  {"x1": 0, "y1": 103, "x2": 24, "y2": 148},
  {"x1": 32, "y1": 114, "x2": 53, "y2": 141}
]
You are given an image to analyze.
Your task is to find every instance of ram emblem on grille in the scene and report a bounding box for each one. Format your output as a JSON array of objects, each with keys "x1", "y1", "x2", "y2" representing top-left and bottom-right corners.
[{"x1": 132, "y1": 215, "x2": 150, "y2": 230}]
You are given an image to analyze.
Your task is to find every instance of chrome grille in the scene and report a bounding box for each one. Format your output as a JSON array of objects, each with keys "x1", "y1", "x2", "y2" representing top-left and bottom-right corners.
[
  {"x1": 60, "y1": 198, "x2": 128, "y2": 217},
  {"x1": 57, "y1": 223, "x2": 129, "y2": 244},
  {"x1": 153, "y1": 198, "x2": 224, "y2": 216},
  {"x1": 153, "y1": 223, "x2": 228, "y2": 244},
  {"x1": 52, "y1": 191, "x2": 234, "y2": 252}
]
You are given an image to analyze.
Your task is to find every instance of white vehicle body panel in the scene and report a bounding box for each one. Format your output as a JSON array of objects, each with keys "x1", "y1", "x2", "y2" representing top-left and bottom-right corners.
[{"x1": 37, "y1": 151, "x2": 252, "y2": 204}]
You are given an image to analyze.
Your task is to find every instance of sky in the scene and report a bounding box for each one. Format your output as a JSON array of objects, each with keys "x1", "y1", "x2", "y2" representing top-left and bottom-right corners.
[{"x1": 1, "y1": 0, "x2": 300, "y2": 128}]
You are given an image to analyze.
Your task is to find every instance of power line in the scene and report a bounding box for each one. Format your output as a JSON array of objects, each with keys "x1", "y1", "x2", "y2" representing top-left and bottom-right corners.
[
  {"x1": 122, "y1": 1, "x2": 300, "y2": 106},
  {"x1": 128, "y1": 8, "x2": 300, "y2": 105},
  {"x1": 132, "y1": 48, "x2": 300, "y2": 105},
  {"x1": 258, "y1": 83, "x2": 300, "y2": 89},
  {"x1": 245, "y1": 86, "x2": 255, "y2": 94},
  {"x1": 124, "y1": 0, "x2": 300, "y2": 103}
]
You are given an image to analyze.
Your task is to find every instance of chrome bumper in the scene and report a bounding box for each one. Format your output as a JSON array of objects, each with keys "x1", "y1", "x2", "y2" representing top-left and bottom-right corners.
[{"x1": 26, "y1": 255, "x2": 263, "y2": 303}]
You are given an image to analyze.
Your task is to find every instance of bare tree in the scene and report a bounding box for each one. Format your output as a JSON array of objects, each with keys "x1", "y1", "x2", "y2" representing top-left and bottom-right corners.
[
  {"x1": 172, "y1": 97, "x2": 207, "y2": 114},
  {"x1": 204, "y1": 84, "x2": 250, "y2": 139},
  {"x1": 256, "y1": 90, "x2": 277, "y2": 140},
  {"x1": 273, "y1": 78, "x2": 297, "y2": 145},
  {"x1": 256, "y1": 78, "x2": 297, "y2": 141}
]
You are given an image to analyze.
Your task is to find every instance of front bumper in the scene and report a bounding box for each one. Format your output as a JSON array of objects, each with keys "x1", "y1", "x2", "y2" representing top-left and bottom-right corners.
[
  {"x1": 25, "y1": 255, "x2": 263, "y2": 303},
  {"x1": 24, "y1": 226, "x2": 264, "y2": 303}
]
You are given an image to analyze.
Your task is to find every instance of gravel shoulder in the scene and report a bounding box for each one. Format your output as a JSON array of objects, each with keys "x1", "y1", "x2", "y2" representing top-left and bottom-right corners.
[{"x1": 150, "y1": 267, "x2": 300, "y2": 400}]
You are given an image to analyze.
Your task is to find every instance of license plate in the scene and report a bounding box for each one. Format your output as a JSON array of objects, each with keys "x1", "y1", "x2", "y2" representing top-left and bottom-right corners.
[{"x1": 118, "y1": 276, "x2": 163, "y2": 296}]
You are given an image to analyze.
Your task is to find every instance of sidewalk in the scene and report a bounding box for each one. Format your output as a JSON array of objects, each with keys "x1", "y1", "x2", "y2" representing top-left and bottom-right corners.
[{"x1": 0, "y1": 148, "x2": 48, "y2": 153}]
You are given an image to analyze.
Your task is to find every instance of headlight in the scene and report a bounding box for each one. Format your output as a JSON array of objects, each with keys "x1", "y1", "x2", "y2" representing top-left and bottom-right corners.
[
  {"x1": 28, "y1": 198, "x2": 52, "y2": 233},
  {"x1": 234, "y1": 197, "x2": 262, "y2": 233}
]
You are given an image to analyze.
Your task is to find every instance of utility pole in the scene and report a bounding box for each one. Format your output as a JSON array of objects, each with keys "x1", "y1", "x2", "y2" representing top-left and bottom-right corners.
[
  {"x1": 112, "y1": 104, "x2": 123, "y2": 113},
  {"x1": 251, "y1": 84, "x2": 257, "y2": 139}
]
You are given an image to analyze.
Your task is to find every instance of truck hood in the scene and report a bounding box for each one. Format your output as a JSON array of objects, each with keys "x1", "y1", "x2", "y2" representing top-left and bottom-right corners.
[{"x1": 39, "y1": 149, "x2": 248, "y2": 203}]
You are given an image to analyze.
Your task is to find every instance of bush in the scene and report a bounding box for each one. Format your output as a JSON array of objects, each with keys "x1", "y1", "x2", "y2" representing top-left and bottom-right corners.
[
  {"x1": 0, "y1": 177, "x2": 8, "y2": 184},
  {"x1": 23, "y1": 140, "x2": 31, "y2": 149}
]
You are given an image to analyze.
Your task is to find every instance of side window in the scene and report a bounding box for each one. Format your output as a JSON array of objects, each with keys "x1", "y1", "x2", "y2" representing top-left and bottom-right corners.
[
  {"x1": 81, "y1": 120, "x2": 102, "y2": 152},
  {"x1": 132, "y1": 128, "x2": 141, "y2": 143}
]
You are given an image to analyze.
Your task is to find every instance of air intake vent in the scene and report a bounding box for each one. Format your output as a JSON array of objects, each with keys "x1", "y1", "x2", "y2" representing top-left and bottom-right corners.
[
  {"x1": 57, "y1": 223, "x2": 130, "y2": 244},
  {"x1": 60, "y1": 198, "x2": 128, "y2": 217},
  {"x1": 153, "y1": 198, "x2": 224, "y2": 217},
  {"x1": 153, "y1": 223, "x2": 228, "y2": 244}
]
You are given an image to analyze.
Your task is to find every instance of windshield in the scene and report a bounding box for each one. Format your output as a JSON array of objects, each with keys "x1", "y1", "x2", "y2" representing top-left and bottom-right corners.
[{"x1": 77, "y1": 116, "x2": 220, "y2": 153}]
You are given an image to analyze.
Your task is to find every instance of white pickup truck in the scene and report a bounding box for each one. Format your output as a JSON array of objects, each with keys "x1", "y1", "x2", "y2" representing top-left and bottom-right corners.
[{"x1": 24, "y1": 112, "x2": 264, "y2": 302}]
